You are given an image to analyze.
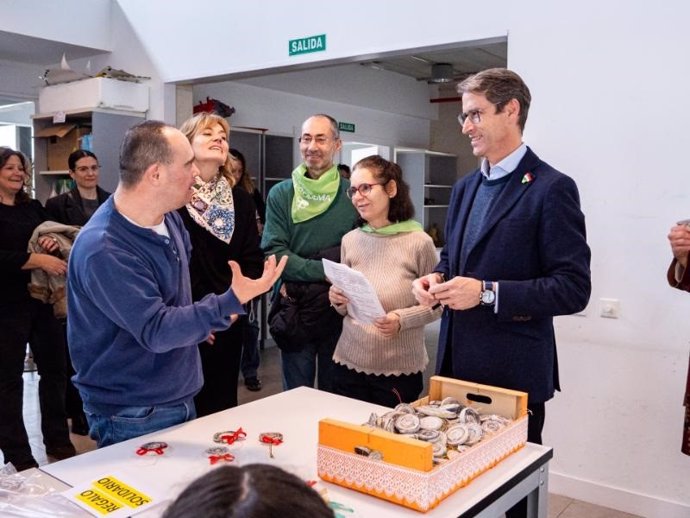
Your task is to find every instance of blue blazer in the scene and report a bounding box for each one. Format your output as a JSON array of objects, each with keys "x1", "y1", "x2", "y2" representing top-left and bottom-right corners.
[{"x1": 435, "y1": 147, "x2": 591, "y2": 403}]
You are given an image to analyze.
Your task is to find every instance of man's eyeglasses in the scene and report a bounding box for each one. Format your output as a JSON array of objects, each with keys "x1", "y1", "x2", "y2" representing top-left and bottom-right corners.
[
  {"x1": 74, "y1": 165, "x2": 100, "y2": 173},
  {"x1": 346, "y1": 182, "x2": 385, "y2": 199},
  {"x1": 457, "y1": 109, "x2": 483, "y2": 125},
  {"x1": 299, "y1": 136, "x2": 333, "y2": 146}
]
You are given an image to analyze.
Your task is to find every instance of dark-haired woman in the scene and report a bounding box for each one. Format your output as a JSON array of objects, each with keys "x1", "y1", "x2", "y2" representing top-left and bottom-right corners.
[
  {"x1": 228, "y1": 148, "x2": 265, "y2": 391},
  {"x1": 163, "y1": 464, "x2": 333, "y2": 518},
  {"x1": 45, "y1": 149, "x2": 111, "y2": 226},
  {"x1": 45, "y1": 149, "x2": 110, "y2": 435},
  {"x1": 0, "y1": 147, "x2": 75, "y2": 470},
  {"x1": 328, "y1": 155, "x2": 441, "y2": 407}
]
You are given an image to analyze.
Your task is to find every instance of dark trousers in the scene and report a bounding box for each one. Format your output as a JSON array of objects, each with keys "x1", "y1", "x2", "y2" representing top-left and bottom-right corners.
[
  {"x1": 0, "y1": 299, "x2": 71, "y2": 469},
  {"x1": 59, "y1": 319, "x2": 85, "y2": 419},
  {"x1": 240, "y1": 300, "x2": 261, "y2": 379},
  {"x1": 332, "y1": 362, "x2": 424, "y2": 408},
  {"x1": 194, "y1": 320, "x2": 243, "y2": 417},
  {"x1": 281, "y1": 333, "x2": 339, "y2": 393}
]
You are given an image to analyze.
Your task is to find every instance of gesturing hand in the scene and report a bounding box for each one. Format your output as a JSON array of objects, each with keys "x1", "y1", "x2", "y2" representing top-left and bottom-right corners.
[{"x1": 229, "y1": 254, "x2": 288, "y2": 304}]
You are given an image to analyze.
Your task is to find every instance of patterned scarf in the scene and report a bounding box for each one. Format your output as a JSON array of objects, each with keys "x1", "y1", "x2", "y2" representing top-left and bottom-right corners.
[
  {"x1": 291, "y1": 164, "x2": 340, "y2": 223},
  {"x1": 186, "y1": 174, "x2": 235, "y2": 243},
  {"x1": 360, "y1": 219, "x2": 423, "y2": 235}
]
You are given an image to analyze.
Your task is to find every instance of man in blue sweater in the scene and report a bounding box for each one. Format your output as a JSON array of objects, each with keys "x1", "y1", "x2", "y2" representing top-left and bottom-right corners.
[{"x1": 68, "y1": 121, "x2": 285, "y2": 447}]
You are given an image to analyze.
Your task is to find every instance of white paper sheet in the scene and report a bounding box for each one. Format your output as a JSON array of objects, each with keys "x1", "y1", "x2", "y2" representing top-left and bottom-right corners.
[{"x1": 323, "y1": 259, "x2": 385, "y2": 324}]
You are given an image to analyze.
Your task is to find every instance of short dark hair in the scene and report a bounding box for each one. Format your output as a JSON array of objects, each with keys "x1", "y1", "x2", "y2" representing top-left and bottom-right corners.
[
  {"x1": 162, "y1": 464, "x2": 333, "y2": 518},
  {"x1": 68, "y1": 149, "x2": 98, "y2": 171},
  {"x1": 119, "y1": 120, "x2": 173, "y2": 188},
  {"x1": 0, "y1": 146, "x2": 31, "y2": 205},
  {"x1": 457, "y1": 68, "x2": 531, "y2": 132},
  {"x1": 337, "y1": 163, "x2": 351, "y2": 179},
  {"x1": 306, "y1": 114, "x2": 340, "y2": 139},
  {"x1": 352, "y1": 154, "x2": 415, "y2": 225}
]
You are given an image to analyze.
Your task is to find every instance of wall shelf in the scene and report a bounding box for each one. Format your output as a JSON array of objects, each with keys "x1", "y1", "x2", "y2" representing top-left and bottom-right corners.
[
  {"x1": 394, "y1": 148, "x2": 458, "y2": 247},
  {"x1": 33, "y1": 109, "x2": 145, "y2": 202}
]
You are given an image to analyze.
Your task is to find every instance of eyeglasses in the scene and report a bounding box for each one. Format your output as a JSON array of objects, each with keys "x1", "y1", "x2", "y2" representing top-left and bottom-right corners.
[
  {"x1": 74, "y1": 165, "x2": 100, "y2": 173},
  {"x1": 457, "y1": 109, "x2": 484, "y2": 125},
  {"x1": 299, "y1": 136, "x2": 334, "y2": 146},
  {"x1": 346, "y1": 182, "x2": 385, "y2": 199}
]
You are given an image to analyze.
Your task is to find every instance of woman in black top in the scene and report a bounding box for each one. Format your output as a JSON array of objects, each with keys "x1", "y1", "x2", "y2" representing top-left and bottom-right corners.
[
  {"x1": 178, "y1": 114, "x2": 263, "y2": 416},
  {"x1": 0, "y1": 147, "x2": 75, "y2": 470},
  {"x1": 228, "y1": 148, "x2": 265, "y2": 392},
  {"x1": 45, "y1": 150, "x2": 111, "y2": 226},
  {"x1": 45, "y1": 149, "x2": 111, "y2": 436}
]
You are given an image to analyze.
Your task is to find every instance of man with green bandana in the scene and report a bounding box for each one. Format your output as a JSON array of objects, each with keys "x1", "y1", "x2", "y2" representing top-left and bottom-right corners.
[{"x1": 261, "y1": 114, "x2": 357, "y2": 392}]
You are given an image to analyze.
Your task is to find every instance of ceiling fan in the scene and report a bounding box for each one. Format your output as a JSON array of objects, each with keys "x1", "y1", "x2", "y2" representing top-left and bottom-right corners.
[{"x1": 410, "y1": 56, "x2": 472, "y2": 84}]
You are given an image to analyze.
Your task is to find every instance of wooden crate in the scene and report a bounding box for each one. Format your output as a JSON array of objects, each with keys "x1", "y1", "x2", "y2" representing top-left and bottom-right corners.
[{"x1": 317, "y1": 377, "x2": 528, "y2": 512}]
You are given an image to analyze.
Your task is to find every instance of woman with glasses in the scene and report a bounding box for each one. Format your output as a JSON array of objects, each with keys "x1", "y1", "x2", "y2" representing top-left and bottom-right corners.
[
  {"x1": 328, "y1": 155, "x2": 441, "y2": 406},
  {"x1": 45, "y1": 149, "x2": 111, "y2": 437},
  {"x1": 45, "y1": 150, "x2": 111, "y2": 226},
  {"x1": 178, "y1": 113, "x2": 264, "y2": 416},
  {"x1": 0, "y1": 147, "x2": 75, "y2": 470}
]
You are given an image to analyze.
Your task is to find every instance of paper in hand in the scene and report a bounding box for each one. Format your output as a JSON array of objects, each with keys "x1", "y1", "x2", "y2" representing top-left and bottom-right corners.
[{"x1": 322, "y1": 259, "x2": 385, "y2": 324}]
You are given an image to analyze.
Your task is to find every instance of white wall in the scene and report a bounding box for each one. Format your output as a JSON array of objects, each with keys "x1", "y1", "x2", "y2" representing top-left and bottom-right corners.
[
  {"x1": 194, "y1": 65, "x2": 433, "y2": 159},
  {"x1": 0, "y1": 0, "x2": 111, "y2": 51},
  {"x1": 2, "y1": 0, "x2": 690, "y2": 515},
  {"x1": 0, "y1": 60, "x2": 45, "y2": 101}
]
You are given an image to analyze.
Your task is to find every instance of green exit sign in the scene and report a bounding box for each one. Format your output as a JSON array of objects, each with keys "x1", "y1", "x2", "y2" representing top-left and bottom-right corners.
[
  {"x1": 338, "y1": 121, "x2": 355, "y2": 133},
  {"x1": 289, "y1": 34, "x2": 326, "y2": 56}
]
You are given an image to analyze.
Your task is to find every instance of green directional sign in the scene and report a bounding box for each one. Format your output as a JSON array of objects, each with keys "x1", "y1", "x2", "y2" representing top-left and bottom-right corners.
[
  {"x1": 289, "y1": 34, "x2": 326, "y2": 56},
  {"x1": 338, "y1": 122, "x2": 355, "y2": 133}
]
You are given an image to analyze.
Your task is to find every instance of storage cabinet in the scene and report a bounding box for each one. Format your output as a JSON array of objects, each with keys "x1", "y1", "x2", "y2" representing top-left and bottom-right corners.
[
  {"x1": 32, "y1": 109, "x2": 145, "y2": 202},
  {"x1": 394, "y1": 148, "x2": 458, "y2": 246},
  {"x1": 230, "y1": 129, "x2": 295, "y2": 198}
]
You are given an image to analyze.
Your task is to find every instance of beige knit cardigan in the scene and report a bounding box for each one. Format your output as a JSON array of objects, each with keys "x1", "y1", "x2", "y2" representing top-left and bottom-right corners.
[{"x1": 332, "y1": 228, "x2": 442, "y2": 376}]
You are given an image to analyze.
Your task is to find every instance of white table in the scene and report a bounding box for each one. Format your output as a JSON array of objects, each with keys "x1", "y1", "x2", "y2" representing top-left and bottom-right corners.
[{"x1": 41, "y1": 387, "x2": 552, "y2": 517}]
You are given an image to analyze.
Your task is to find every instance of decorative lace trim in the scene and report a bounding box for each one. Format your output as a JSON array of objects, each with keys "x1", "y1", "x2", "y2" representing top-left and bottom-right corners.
[{"x1": 318, "y1": 415, "x2": 527, "y2": 511}]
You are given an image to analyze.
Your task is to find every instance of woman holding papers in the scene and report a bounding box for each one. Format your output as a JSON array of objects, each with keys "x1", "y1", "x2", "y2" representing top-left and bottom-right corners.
[{"x1": 328, "y1": 155, "x2": 441, "y2": 407}]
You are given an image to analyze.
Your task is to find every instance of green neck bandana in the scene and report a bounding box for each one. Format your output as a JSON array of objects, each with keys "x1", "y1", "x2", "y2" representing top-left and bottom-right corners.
[
  {"x1": 361, "y1": 219, "x2": 423, "y2": 235},
  {"x1": 291, "y1": 164, "x2": 340, "y2": 223}
]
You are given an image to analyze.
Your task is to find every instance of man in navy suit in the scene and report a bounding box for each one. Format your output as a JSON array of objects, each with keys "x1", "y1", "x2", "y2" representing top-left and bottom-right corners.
[{"x1": 413, "y1": 68, "x2": 591, "y2": 446}]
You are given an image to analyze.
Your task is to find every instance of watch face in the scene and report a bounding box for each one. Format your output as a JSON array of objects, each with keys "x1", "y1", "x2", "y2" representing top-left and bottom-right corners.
[{"x1": 481, "y1": 289, "x2": 495, "y2": 304}]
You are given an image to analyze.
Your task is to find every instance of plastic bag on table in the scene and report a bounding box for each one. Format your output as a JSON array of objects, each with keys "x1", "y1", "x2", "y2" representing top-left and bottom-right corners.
[{"x1": 0, "y1": 462, "x2": 89, "y2": 517}]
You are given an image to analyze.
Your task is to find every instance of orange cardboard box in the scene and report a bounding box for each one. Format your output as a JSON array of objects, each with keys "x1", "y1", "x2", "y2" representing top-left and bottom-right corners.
[{"x1": 317, "y1": 377, "x2": 528, "y2": 512}]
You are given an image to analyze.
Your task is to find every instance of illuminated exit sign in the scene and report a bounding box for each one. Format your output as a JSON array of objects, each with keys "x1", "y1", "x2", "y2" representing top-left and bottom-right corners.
[{"x1": 289, "y1": 34, "x2": 326, "y2": 56}]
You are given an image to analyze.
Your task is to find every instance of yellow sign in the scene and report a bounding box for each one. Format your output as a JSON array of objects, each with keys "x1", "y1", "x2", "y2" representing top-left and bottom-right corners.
[{"x1": 73, "y1": 475, "x2": 153, "y2": 515}]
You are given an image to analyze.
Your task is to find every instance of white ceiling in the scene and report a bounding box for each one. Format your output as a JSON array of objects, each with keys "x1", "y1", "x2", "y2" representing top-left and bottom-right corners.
[
  {"x1": 0, "y1": 31, "x2": 506, "y2": 107},
  {"x1": 0, "y1": 30, "x2": 108, "y2": 65},
  {"x1": 358, "y1": 41, "x2": 507, "y2": 84}
]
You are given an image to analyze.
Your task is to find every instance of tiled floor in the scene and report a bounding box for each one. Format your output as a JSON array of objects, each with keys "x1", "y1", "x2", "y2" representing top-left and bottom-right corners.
[{"x1": 14, "y1": 326, "x2": 641, "y2": 518}]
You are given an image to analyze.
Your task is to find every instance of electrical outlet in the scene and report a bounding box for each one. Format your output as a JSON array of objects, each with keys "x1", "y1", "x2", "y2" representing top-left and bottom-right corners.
[{"x1": 600, "y1": 298, "x2": 620, "y2": 319}]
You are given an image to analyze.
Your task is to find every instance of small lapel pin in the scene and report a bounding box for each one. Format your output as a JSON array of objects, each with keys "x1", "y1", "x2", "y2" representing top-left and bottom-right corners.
[{"x1": 521, "y1": 172, "x2": 534, "y2": 184}]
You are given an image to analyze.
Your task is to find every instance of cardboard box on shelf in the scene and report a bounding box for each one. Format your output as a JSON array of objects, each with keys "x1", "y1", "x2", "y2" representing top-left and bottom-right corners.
[
  {"x1": 38, "y1": 77, "x2": 149, "y2": 114},
  {"x1": 317, "y1": 377, "x2": 528, "y2": 512},
  {"x1": 34, "y1": 124, "x2": 91, "y2": 171}
]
